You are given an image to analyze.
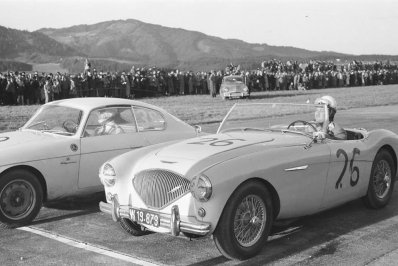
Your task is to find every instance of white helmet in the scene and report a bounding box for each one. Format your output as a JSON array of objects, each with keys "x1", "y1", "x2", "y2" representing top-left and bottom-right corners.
[{"x1": 315, "y1": 95, "x2": 337, "y2": 110}]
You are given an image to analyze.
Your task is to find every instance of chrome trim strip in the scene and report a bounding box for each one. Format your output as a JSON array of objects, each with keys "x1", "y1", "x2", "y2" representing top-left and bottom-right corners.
[
  {"x1": 60, "y1": 161, "x2": 77, "y2": 164},
  {"x1": 284, "y1": 165, "x2": 309, "y2": 171}
]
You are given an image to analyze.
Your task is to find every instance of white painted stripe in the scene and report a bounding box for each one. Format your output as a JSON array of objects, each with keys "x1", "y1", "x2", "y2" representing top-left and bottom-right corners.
[{"x1": 18, "y1": 226, "x2": 162, "y2": 266}]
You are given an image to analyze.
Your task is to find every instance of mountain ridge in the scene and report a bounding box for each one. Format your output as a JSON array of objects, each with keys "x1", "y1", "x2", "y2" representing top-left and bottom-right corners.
[
  {"x1": 1, "y1": 19, "x2": 397, "y2": 72},
  {"x1": 36, "y1": 19, "x2": 346, "y2": 67}
]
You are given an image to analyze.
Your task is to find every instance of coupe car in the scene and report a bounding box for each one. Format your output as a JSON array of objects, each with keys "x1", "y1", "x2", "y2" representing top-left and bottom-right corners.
[
  {"x1": 0, "y1": 97, "x2": 201, "y2": 228},
  {"x1": 99, "y1": 102, "x2": 397, "y2": 260},
  {"x1": 219, "y1": 75, "x2": 250, "y2": 100}
]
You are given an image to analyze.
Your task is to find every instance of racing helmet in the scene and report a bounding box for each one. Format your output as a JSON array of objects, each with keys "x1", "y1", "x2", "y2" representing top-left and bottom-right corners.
[{"x1": 314, "y1": 95, "x2": 337, "y2": 121}]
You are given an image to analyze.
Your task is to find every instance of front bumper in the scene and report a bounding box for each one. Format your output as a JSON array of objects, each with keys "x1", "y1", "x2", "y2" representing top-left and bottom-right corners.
[
  {"x1": 221, "y1": 91, "x2": 249, "y2": 98},
  {"x1": 99, "y1": 196, "x2": 211, "y2": 236}
]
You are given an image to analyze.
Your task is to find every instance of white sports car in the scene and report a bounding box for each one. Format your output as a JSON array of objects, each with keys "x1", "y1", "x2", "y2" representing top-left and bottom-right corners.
[
  {"x1": 99, "y1": 102, "x2": 398, "y2": 260},
  {"x1": 219, "y1": 75, "x2": 250, "y2": 100},
  {"x1": 0, "y1": 97, "x2": 200, "y2": 228}
]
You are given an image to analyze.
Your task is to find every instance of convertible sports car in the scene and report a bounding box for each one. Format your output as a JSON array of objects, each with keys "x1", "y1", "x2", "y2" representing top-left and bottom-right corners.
[
  {"x1": 219, "y1": 75, "x2": 250, "y2": 100},
  {"x1": 0, "y1": 98, "x2": 200, "y2": 228},
  {"x1": 99, "y1": 102, "x2": 398, "y2": 260}
]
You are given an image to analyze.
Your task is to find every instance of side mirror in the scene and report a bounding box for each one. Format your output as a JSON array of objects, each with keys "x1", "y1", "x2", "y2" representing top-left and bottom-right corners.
[{"x1": 194, "y1": 125, "x2": 202, "y2": 135}]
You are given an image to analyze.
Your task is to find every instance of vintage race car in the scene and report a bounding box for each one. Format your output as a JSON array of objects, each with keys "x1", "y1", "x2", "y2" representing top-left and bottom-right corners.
[
  {"x1": 0, "y1": 97, "x2": 200, "y2": 228},
  {"x1": 219, "y1": 75, "x2": 249, "y2": 100},
  {"x1": 99, "y1": 102, "x2": 398, "y2": 260}
]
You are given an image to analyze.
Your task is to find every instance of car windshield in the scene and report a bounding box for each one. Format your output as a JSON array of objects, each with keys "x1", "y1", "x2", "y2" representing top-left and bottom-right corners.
[
  {"x1": 217, "y1": 103, "x2": 327, "y2": 135},
  {"x1": 23, "y1": 105, "x2": 83, "y2": 136},
  {"x1": 224, "y1": 76, "x2": 243, "y2": 83}
]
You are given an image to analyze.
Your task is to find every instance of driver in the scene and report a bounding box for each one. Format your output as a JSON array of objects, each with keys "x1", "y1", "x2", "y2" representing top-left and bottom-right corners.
[
  {"x1": 313, "y1": 95, "x2": 347, "y2": 140},
  {"x1": 95, "y1": 108, "x2": 125, "y2": 136}
]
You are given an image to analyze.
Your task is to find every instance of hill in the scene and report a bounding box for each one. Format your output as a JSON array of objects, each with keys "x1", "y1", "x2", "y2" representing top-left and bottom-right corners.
[
  {"x1": 1, "y1": 19, "x2": 398, "y2": 73},
  {"x1": 37, "y1": 19, "x2": 346, "y2": 70},
  {"x1": 0, "y1": 60, "x2": 32, "y2": 72},
  {"x1": 0, "y1": 25, "x2": 83, "y2": 64}
]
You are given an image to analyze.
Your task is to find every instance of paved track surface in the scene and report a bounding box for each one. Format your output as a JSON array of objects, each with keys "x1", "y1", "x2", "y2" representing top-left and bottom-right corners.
[{"x1": 1, "y1": 104, "x2": 398, "y2": 265}]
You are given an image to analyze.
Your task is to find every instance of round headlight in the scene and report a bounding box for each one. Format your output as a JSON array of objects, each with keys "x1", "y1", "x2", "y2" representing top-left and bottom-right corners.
[
  {"x1": 103, "y1": 163, "x2": 116, "y2": 177},
  {"x1": 190, "y1": 174, "x2": 212, "y2": 202},
  {"x1": 243, "y1": 87, "x2": 248, "y2": 92},
  {"x1": 100, "y1": 163, "x2": 116, "y2": 187}
]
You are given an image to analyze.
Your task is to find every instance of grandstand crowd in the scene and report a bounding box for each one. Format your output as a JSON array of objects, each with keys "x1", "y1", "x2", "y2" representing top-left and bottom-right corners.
[{"x1": 0, "y1": 59, "x2": 397, "y2": 105}]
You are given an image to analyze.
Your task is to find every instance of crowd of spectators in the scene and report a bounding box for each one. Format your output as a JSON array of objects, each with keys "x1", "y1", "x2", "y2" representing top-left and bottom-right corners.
[{"x1": 1, "y1": 59, "x2": 397, "y2": 106}]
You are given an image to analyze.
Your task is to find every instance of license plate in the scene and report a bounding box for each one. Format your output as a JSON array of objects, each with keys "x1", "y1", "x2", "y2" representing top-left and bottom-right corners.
[
  {"x1": 130, "y1": 208, "x2": 160, "y2": 227},
  {"x1": 230, "y1": 93, "x2": 243, "y2": 98}
]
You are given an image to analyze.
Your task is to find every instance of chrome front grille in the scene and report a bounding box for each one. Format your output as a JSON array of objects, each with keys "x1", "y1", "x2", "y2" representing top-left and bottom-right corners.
[{"x1": 133, "y1": 169, "x2": 191, "y2": 209}]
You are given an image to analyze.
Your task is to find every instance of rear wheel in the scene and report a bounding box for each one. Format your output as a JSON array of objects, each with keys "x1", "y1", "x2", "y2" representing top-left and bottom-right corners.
[
  {"x1": 363, "y1": 150, "x2": 396, "y2": 209},
  {"x1": 119, "y1": 218, "x2": 148, "y2": 236},
  {"x1": 213, "y1": 181, "x2": 273, "y2": 260},
  {"x1": 0, "y1": 170, "x2": 43, "y2": 228}
]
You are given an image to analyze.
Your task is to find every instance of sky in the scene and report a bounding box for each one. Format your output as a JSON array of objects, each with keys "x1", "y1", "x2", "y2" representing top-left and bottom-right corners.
[{"x1": 1, "y1": 0, "x2": 398, "y2": 55}]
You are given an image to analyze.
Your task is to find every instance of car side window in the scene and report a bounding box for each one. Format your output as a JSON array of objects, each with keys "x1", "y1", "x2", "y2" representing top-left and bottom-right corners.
[
  {"x1": 84, "y1": 107, "x2": 137, "y2": 137},
  {"x1": 133, "y1": 107, "x2": 165, "y2": 131}
]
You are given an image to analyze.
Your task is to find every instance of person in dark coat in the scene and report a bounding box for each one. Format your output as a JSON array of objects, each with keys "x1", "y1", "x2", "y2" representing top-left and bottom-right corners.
[
  {"x1": 5, "y1": 76, "x2": 16, "y2": 105},
  {"x1": 208, "y1": 71, "x2": 217, "y2": 97}
]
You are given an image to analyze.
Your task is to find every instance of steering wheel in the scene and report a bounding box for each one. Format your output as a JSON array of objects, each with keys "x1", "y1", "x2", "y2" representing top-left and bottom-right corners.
[
  {"x1": 287, "y1": 120, "x2": 317, "y2": 133},
  {"x1": 62, "y1": 120, "x2": 78, "y2": 133}
]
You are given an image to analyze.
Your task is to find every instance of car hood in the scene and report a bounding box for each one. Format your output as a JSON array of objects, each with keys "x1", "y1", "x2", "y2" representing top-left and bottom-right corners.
[
  {"x1": 0, "y1": 130, "x2": 75, "y2": 165},
  {"x1": 0, "y1": 130, "x2": 54, "y2": 148},
  {"x1": 133, "y1": 131, "x2": 308, "y2": 176}
]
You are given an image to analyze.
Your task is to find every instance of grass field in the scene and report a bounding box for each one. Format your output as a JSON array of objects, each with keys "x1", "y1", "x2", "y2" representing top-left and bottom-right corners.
[{"x1": 1, "y1": 84, "x2": 398, "y2": 133}]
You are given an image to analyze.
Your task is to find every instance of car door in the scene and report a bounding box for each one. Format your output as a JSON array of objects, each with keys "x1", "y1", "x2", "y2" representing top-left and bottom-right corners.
[
  {"x1": 274, "y1": 139, "x2": 332, "y2": 217},
  {"x1": 78, "y1": 106, "x2": 149, "y2": 189},
  {"x1": 41, "y1": 138, "x2": 81, "y2": 196},
  {"x1": 321, "y1": 137, "x2": 369, "y2": 209}
]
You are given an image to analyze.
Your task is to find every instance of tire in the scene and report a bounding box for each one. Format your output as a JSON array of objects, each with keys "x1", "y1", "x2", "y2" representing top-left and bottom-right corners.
[
  {"x1": 119, "y1": 218, "x2": 148, "y2": 236},
  {"x1": 363, "y1": 150, "x2": 396, "y2": 209},
  {"x1": 0, "y1": 169, "x2": 43, "y2": 228},
  {"x1": 213, "y1": 181, "x2": 273, "y2": 260}
]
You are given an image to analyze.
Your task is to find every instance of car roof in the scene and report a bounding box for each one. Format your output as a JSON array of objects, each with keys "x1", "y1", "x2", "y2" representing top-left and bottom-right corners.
[{"x1": 46, "y1": 97, "x2": 162, "y2": 112}]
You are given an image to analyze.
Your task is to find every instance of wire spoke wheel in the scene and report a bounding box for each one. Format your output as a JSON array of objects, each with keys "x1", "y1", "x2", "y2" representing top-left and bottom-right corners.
[
  {"x1": 373, "y1": 159, "x2": 392, "y2": 199},
  {"x1": 233, "y1": 195, "x2": 266, "y2": 247},
  {"x1": 213, "y1": 181, "x2": 273, "y2": 260},
  {"x1": 363, "y1": 150, "x2": 395, "y2": 209},
  {"x1": 0, "y1": 179, "x2": 36, "y2": 220}
]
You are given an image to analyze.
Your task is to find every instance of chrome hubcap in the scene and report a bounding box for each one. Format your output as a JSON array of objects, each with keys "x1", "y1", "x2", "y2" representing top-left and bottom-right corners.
[
  {"x1": 0, "y1": 180, "x2": 36, "y2": 220},
  {"x1": 233, "y1": 195, "x2": 266, "y2": 247},
  {"x1": 373, "y1": 159, "x2": 392, "y2": 199}
]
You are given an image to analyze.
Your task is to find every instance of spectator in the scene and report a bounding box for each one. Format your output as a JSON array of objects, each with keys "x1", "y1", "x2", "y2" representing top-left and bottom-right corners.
[
  {"x1": 43, "y1": 77, "x2": 53, "y2": 103},
  {"x1": 209, "y1": 70, "x2": 217, "y2": 97}
]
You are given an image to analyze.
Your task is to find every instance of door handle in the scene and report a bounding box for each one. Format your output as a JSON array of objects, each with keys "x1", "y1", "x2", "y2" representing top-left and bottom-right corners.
[{"x1": 60, "y1": 157, "x2": 77, "y2": 165}]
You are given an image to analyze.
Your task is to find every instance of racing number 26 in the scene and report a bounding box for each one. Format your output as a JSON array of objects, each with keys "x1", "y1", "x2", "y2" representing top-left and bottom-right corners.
[
  {"x1": 187, "y1": 137, "x2": 245, "y2": 146},
  {"x1": 335, "y1": 148, "x2": 360, "y2": 189}
]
